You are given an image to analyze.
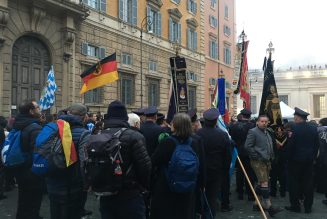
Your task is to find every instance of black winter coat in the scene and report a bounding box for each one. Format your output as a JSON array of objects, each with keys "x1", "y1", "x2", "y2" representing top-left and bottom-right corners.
[
  {"x1": 317, "y1": 126, "x2": 327, "y2": 166},
  {"x1": 12, "y1": 114, "x2": 42, "y2": 169},
  {"x1": 229, "y1": 120, "x2": 255, "y2": 157},
  {"x1": 286, "y1": 122, "x2": 319, "y2": 162},
  {"x1": 140, "y1": 121, "x2": 165, "y2": 156},
  {"x1": 197, "y1": 126, "x2": 231, "y2": 182},
  {"x1": 104, "y1": 119, "x2": 152, "y2": 198},
  {"x1": 150, "y1": 134, "x2": 205, "y2": 219}
]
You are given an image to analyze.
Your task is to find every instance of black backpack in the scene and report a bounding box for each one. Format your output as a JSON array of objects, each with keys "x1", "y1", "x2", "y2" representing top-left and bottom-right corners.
[{"x1": 85, "y1": 128, "x2": 131, "y2": 196}]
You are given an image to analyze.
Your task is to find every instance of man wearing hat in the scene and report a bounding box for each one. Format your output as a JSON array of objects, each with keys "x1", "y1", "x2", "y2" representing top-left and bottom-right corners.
[
  {"x1": 100, "y1": 100, "x2": 151, "y2": 218},
  {"x1": 132, "y1": 108, "x2": 146, "y2": 124},
  {"x1": 285, "y1": 107, "x2": 319, "y2": 213},
  {"x1": 196, "y1": 108, "x2": 231, "y2": 218},
  {"x1": 140, "y1": 106, "x2": 165, "y2": 156},
  {"x1": 229, "y1": 109, "x2": 256, "y2": 201},
  {"x1": 188, "y1": 109, "x2": 202, "y2": 133}
]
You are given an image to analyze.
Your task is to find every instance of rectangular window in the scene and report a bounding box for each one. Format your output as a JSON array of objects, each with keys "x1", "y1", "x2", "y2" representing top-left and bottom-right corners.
[
  {"x1": 169, "y1": 18, "x2": 181, "y2": 43},
  {"x1": 81, "y1": 43, "x2": 106, "y2": 59},
  {"x1": 209, "y1": 78, "x2": 216, "y2": 86},
  {"x1": 313, "y1": 94, "x2": 326, "y2": 118},
  {"x1": 84, "y1": 88, "x2": 103, "y2": 104},
  {"x1": 187, "y1": 28, "x2": 198, "y2": 51},
  {"x1": 188, "y1": 86, "x2": 196, "y2": 110},
  {"x1": 83, "y1": 0, "x2": 106, "y2": 12},
  {"x1": 279, "y1": 95, "x2": 288, "y2": 105},
  {"x1": 211, "y1": 0, "x2": 216, "y2": 8},
  {"x1": 224, "y1": 5, "x2": 229, "y2": 18},
  {"x1": 147, "y1": 6, "x2": 162, "y2": 36},
  {"x1": 209, "y1": 40, "x2": 218, "y2": 59},
  {"x1": 122, "y1": 53, "x2": 132, "y2": 65},
  {"x1": 148, "y1": 79, "x2": 160, "y2": 107},
  {"x1": 149, "y1": 60, "x2": 157, "y2": 72},
  {"x1": 224, "y1": 25, "x2": 231, "y2": 36},
  {"x1": 120, "y1": 73, "x2": 135, "y2": 105},
  {"x1": 119, "y1": 0, "x2": 137, "y2": 25},
  {"x1": 209, "y1": 16, "x2": 218, "y2": 28},
  {"x1": 224, "y1": 46, "x2": 231, "y2": 64},
  {"x1": 188, "y1": 0, "x2": 197, "y2": 14},
  {"x1": 172, "y1": 0, "x2": 181, "y2": 4},
  {"x1": 250, "y1": 96, "x2": 257, "y2": 114}
]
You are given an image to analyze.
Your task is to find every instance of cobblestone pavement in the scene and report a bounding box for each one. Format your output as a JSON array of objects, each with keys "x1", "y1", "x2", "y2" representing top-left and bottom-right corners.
[{"x1": 1, "y1": 187, "x2": 327, "y2": 219}]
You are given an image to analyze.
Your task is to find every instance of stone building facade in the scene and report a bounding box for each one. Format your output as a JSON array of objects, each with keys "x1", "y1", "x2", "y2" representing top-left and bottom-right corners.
[{"x1": 0, "y1": 0, "x2": 205, "y2": 117}]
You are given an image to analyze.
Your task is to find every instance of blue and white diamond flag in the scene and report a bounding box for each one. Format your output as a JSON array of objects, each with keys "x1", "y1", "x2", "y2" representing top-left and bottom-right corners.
[{"x1": 39, "y1": 65, "x2": 57, "y2": 111}]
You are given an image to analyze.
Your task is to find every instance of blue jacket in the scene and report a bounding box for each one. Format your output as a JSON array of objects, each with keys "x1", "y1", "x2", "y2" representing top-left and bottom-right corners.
[{"x1": 46, "y1": 115, "x2": 90, "y2": 196}]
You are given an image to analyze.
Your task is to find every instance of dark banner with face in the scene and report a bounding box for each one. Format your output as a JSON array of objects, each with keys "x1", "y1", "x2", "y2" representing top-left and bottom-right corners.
[{"x1": 169, "y1": 56, "x2": 189, "y2": 114}]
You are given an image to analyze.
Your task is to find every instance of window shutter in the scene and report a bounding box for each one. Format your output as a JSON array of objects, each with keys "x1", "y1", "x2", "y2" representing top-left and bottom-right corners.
[
  {"x1": 194, "y1": 31, "x2": 197, "y2": 51},
  {"x1": 194, "y1": 2, "x2": 197, "y2": 14},
  {"x1": 100, "y1": 0, "x2": 106, "y2": 12},
  {"x1": 178, "y1": 23, "x2": 181, "y2": 44},
  {"x1": 132, "y1": 0, "x2": 138, "y2": 26},
  {"x1": 146, "y1": 6, "x2": 151, "y2": 32},
  {"x1": 209, "y1": 42, "x2": 212, "y2": 57},
  {"x1": 119, "y1": 0, "x2": 124, "y2": 20},
  {"x1": 195, "y1": 74, "x2": 198, "y2": 81},
  {"x1": 99, "y1": 47, "x2": 106, "y2": 59},
  {"x1": 187, "y1": 28, "x2": 191, "y2": 49},
  {"x1": 81, "y1": 43, "x2": 88, "y2": 55},
  {"x1": 157, "y1": 12, "x2": 162, "y2": 36},
  {"x1": 209, "y1": 16, "x2": 211, "y2": 26},
  {"x1": 83, "y1": 0, "x2": 88, "y2": 4},
  {"x1": 169, "y1": 17, "x2": 173, "y2": 41},
  {"x1": 187, "y1": 0, "x2": 190, "y2": 11}
]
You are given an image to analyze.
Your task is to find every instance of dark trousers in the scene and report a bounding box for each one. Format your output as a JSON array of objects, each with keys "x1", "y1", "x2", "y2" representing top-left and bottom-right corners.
[
  {"x1": 221, "y1": 170, "x2": 230, "y2": 207},
  {"x1": 100, "y1": 194, "x2": 146, "y2": 219},
  {"x1": 0, "y1": 166, "x2": 5, "y2": 196},
  {"x1": 236, "y1": 156, "x2": 256, "y2": 198},
  {"x1": 270, "y1": 159, "x2": 286, "y2": 195},
  {"x1": 288, "y1": 161, "x2": 314, "y2": 210},
  {"x1": 205, "y1": 178, "x2": 221, "y2": 218},
  {"x1": 15, "y1": 170, "x2": 44, "y2": 219},
  {"x1": 49, "y1": 192, "x2": 83, "y2": 219}
]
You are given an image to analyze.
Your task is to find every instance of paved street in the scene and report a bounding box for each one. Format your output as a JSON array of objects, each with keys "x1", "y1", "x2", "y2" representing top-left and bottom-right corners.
[{"x1": 1, "y1": 186, "x2": 327, "y2": 219}]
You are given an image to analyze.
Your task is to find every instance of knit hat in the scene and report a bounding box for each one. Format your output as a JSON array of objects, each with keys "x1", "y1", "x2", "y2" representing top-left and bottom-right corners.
[
  {"x1": 107, "y1": 100, "x2": 128, "y2": 121},
  {"x1": 67, "y1": 103, "x2": 88, "y2": 115}
]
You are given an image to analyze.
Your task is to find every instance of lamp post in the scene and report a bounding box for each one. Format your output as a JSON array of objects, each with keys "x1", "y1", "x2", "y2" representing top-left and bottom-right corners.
[{"x1": 140, "y1": 16, "x2": 152, "y2": 108}]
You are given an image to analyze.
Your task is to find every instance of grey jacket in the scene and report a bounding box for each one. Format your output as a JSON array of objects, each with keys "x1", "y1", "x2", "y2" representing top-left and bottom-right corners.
[{"x1": 244, "y1": 126, "x2": 274, "y2": 161}]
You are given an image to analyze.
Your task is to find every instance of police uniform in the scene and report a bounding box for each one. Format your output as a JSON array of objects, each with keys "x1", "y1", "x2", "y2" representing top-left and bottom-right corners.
[
  {"x1": 196, "y1": 108, "x2": 231, "y2": 217},
  {"x1": 140, "y1": 106, "x2": 165, "y2": 156},
  {"x1": 229, "y1": 109, "x2": 256, "y2": 200},
  {"x1": 285, "y1": 107, "x2": 319, "y2": 213}
]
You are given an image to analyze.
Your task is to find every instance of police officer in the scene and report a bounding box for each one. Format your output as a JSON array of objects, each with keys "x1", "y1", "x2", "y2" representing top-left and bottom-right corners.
[
  {"x1": 188, "y1": 109, "x2": 202, "y2": 133},
  {"x1": 285, "y1": 107, "x2": 319, "y2": 213},
  {"x1": 140, "y1": 106, "x2": 165, "y2": 156},
  {"x1": 229, "y1": 109, "x2": 256, "y2": 201},
  {"x1": 132, "y1": 108, "x2": 146, "y2": 124},
  {"x1": 196, "y1": 108, "x2": 231, "y2": 218}
]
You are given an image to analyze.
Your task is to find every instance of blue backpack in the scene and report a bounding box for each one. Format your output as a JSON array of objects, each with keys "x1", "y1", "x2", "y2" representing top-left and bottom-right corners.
[
  {"x1": 165, "y1": 136, "x2": 199, "y2": 193},
  {"x1": 1, "y1": 129, "x2": 30, "y2": 167},
  {"x1": 32, "y1": 122, "x2": 69, "y2": 176}
]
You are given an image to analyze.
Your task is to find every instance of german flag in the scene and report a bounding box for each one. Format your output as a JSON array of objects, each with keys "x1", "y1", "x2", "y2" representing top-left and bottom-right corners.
[
  {"x1": 57, "y1": 119, "x2": 77, "y2": 167},
  {"x1": 80, "y1": 53, "x2": 119, "y2": 94}
]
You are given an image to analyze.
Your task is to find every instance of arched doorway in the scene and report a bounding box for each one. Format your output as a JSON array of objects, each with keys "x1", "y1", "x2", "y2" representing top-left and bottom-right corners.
[{"x1": 11, "y1": 36, "x2": 50, "y2": 115}]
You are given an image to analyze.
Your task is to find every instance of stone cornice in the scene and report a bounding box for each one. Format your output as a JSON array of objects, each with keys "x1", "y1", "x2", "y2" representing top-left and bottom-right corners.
[
  {"x1": 147, "y1": 0, "x2": 163, "y2": 8},
  {"x1": 186, "y1": 18, "x2": 198, "y2": 28},
  {"x1": 168, "y1": 8, "x2": 182, "y2": 20}
]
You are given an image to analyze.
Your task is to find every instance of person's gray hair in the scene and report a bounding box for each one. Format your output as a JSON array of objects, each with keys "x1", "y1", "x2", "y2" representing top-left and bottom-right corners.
[
  {"x1": 128, "y1": 113, "x2": 140, "y2": 128},
  {"x1": 172, "y1": 113, "x2": 192, "y2": 139}
]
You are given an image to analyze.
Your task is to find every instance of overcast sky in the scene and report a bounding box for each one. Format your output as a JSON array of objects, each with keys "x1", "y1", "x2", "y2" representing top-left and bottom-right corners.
[{"x1": 236, "y1": 0, "x2": 327, "y2": 70}]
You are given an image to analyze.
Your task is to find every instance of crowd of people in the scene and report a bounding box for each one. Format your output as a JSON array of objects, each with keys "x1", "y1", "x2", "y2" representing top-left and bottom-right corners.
[{"x1": 0, "y1": 99, "x2": 326, "y2": 219}]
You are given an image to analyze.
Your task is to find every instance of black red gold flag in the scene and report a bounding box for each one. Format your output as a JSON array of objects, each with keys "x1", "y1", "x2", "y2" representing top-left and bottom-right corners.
[{"x1": 80, "y1": 53, "x2": 118, "y2": 94}]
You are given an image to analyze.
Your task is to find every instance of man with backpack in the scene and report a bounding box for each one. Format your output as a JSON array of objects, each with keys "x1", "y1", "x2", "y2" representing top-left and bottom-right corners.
[
  {"x1": 44, "y1": 103, "x2": 90, "y2": 219},
  {"x1": 196, "y1": 108, "x2": 232, "y2": 218},
  {"x1": 87, "y1": 100, "x2": 151, "y2": 219},
  {"x1": 9, "y1": 100, "x2": 43, "y2": 219}
]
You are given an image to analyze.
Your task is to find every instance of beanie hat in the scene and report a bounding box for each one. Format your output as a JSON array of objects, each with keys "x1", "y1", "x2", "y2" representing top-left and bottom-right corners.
[{"x1": 107, "y1": 100, "x2": 128, "y2": 121}]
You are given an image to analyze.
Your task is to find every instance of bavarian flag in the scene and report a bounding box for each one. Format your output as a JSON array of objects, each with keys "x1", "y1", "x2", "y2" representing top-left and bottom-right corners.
[
  {"x1": 80, "y1": 53, "x2": 119, "y2": 94},
  {"x1": 57, "y1": 119, "x2": 78, "y2": 167}
]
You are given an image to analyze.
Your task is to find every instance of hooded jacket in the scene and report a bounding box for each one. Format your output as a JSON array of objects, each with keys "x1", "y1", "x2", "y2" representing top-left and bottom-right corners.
[{"x1": 46, "y1": 115, "x2": 90, "y2": 196}]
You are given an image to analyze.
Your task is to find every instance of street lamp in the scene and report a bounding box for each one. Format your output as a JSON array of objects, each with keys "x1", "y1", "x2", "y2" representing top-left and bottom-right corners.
[{"x1": 140, "y1": 16, "x2": 152, "y2": 108}]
